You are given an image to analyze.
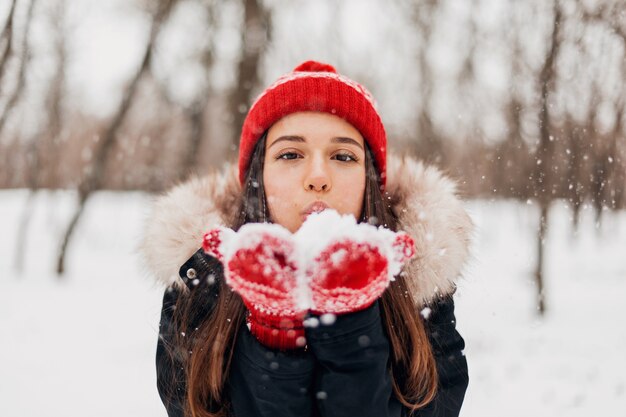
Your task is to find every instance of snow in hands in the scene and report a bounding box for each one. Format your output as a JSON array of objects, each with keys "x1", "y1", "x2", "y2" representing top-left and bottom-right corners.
[{"x1": 202, "y1": 209, "x2": 416, "y2": 316}]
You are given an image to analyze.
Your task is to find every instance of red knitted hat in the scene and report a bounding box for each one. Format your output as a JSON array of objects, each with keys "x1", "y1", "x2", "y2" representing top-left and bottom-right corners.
[{"x1": 238, "y1": 60, "x2": 387, "y2": 188}]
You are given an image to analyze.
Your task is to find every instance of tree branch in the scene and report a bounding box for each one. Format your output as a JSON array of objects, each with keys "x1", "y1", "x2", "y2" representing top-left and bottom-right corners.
[
  {"x1": 0, "y1": 0, "x2": 36, "y2": 137},
  {"x1": 0, "y1": 0, "x2": 18, "y2": 89}
]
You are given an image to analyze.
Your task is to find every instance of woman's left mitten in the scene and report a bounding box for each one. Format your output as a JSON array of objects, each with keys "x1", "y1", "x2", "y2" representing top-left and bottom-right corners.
[{"x1": 309, "y1": 232, "x2": 415, "y2": 315}]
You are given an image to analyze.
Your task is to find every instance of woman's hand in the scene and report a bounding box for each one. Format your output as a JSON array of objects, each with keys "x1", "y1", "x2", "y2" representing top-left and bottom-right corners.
[
  {"x1": 202, "y1": 213, "x2": 416, "y2": 345},
  {"x1": 204, "y1": 226, "x2": 307, "y2": 350},
  {"x1": 308, "y1": 232, "x2": 415, "y2": 315}
]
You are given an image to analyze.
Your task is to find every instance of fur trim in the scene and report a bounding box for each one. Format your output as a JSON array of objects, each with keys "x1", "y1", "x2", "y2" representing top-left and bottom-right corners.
[
  {"x1": 138, "y1": 164, "x2": 241, "y2": 288},
  {"x1": 138, "y1": 153, "x2": 474, "y2": 307},
  {"x1": 386, "y1": 155, "x2": 474, "y2": 306}
]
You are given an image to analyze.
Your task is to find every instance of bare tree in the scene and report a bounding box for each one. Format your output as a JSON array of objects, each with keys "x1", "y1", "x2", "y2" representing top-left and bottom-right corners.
[
  {"x1": 15, "y1": 0, "x2": 68, "y2": 273},
  {"x1": 608, "y1": 60, "x2": 626, "y2": 211},
  {"x1": 56, "y1": 0, "x2": 179, "y2": 274},
  {"x1": 42, "y1": 0, "x2": 67, "y2": 187},
  {"x1": 532, "y1": 0, "x2": 562, "y2": 315},
  {"x1": 565, "y1": 117, "x2": 585, "y2": 229},
  {"x1": 406, "y1": 0, "x2": 444, "y2": 165},
  {"x1": 179, "y1": 0, "x2": 218, "y2": 176},
  {"x1": 595, "y1": 96, "x2": 625, "y2": 220},
  {"x1": 227, "y1": 0, "x2": 272, "y2": 154},
  {"x1": 0, "y1": 0, "x2": 36, "y2": 137},
  {"x1": 494, "y1": 1, "x2": 533, "y2": 201},
  {"x1": 0, "y1": 0, "x2": 18, "y2": 91}
]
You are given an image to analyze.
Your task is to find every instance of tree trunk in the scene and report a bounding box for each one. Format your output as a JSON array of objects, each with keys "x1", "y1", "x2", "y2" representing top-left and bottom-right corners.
[
  {"x1": 535, "y1": 203, "x2": 548, "y2": 315},
  {"x1": 408, "y1": 0, "x2": 442, "y2": 165},
  {"x1": 228, "y1": 0, "x2": 272, "y2": 156},
  {"x1": 532, "y1": 0, "x2": 561, "y2": 315}
]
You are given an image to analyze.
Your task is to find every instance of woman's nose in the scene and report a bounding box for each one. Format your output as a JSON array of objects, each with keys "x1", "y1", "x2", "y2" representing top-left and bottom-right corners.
[{"x1": 304, "y1": 158, "x2": 331, "y2": 192}]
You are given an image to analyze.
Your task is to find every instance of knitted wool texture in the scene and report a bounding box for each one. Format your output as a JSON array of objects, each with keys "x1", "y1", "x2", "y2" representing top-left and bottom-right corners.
[{"x1": 238, "y1": 60, "x2": 388, "y2": 188}]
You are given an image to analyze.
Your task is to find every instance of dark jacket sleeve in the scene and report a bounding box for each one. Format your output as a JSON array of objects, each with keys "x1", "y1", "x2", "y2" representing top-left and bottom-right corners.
[
  {"x1": 416, "y1": 295, "x2": 469, "y2": 417},
  {"x1": 305, "y1": 301, "x2": 398, "y2": 417},
  {"x1": 155, "y1": 249, "x2": 222, "y2": 417}
]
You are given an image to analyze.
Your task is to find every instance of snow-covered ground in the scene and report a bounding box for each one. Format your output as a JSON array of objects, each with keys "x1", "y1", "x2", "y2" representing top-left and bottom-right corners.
[{"x1": 1, "y1": 189, "x2": 624, "y2": 416}]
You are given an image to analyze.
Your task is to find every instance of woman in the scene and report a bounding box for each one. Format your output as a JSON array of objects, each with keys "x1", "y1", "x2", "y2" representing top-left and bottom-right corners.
[{"x1": 140, "y1": 60, "x2": 473, "y2": 417}]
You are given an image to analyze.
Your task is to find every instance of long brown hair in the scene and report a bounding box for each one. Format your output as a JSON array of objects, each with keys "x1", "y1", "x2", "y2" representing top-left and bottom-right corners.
[{"x1": 171, "y1": 132, "x2": 438, "y2": 416}]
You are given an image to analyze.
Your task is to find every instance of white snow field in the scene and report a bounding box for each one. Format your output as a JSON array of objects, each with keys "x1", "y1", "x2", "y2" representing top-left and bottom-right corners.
[{"x1": 1, "y1": 189, "x2": 624, "y2": 417}]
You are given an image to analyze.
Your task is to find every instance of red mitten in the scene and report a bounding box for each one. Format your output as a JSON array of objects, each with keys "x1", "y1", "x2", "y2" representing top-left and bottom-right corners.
[
  {"x1": 309, "y1": 232, "x2": 416, "y2": 315},
  {"x1": 203, "y1": 226, "x2": 306, "y2": 350}
]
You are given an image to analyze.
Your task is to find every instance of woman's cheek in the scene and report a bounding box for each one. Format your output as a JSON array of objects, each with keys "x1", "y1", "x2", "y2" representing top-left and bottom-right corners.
[
  {"x1": 264, "y1": 168, "x2": 289, "y2": 207},
  {"x1": 339, "y1": 176, "x2": 365, "y2": 215},
  {"x1": 266, "y1": 193, "x2": 299, "y2": 232}
]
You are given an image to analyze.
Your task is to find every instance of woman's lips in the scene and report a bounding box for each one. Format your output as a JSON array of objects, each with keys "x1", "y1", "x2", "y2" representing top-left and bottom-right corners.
[{"x1": 301, "y1": 201, "x2": 330, "y2": 217}]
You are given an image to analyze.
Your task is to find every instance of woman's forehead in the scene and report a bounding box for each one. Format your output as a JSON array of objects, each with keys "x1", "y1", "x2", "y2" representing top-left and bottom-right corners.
[{"x1": 267, "y1": 112, "x2": 364, "y2": 146}]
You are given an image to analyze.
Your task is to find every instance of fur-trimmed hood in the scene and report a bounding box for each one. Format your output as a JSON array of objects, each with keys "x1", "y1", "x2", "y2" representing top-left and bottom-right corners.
[{"x1": 138, "y1": 153, "x2": 474, "y2": 307}]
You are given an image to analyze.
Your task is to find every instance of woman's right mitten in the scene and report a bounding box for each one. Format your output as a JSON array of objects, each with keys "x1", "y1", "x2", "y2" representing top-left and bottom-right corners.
[{"x1": 203, "y1": 226, "x2": 306, "y2": 350}]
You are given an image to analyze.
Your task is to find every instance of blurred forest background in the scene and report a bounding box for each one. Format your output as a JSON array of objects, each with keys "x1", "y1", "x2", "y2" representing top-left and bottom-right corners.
[{"x1": 1, "y1": 0, "x2": 625, "y2": 312}]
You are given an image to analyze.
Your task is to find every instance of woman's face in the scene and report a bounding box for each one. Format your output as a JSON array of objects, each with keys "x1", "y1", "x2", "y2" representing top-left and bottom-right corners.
[{"x1": 263, "y1": 111, "x2": 366, "y2": 233}]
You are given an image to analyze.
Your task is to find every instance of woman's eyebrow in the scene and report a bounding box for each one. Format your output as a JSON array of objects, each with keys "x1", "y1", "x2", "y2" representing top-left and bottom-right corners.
[
  {"x1": 269, "y1": 135, "x2": 363, "y2": 150},
  {"x1": 268, "y1": 135, "x2": 306, "y2": 149},
  {"x1": 331, "y1": 136, "x2": 363, "y2": 150}
]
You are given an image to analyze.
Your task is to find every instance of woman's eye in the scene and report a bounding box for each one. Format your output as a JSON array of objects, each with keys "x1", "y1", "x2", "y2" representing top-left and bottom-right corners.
[
  {"x1": 334, "y1": 153, "x2": 358, "y2": 162},
  {"x1": 277, "y1": 152, "x2": 300, "y2": 160}
]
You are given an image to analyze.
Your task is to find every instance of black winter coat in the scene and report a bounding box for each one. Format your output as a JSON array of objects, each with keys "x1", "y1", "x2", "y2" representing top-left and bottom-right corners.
[
  {"x1": 156, "y1": 249, "x2": 469, "y2": 417},
  {"x1": 140, "y1": 155, "x2": 474, "y2": 416}
]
